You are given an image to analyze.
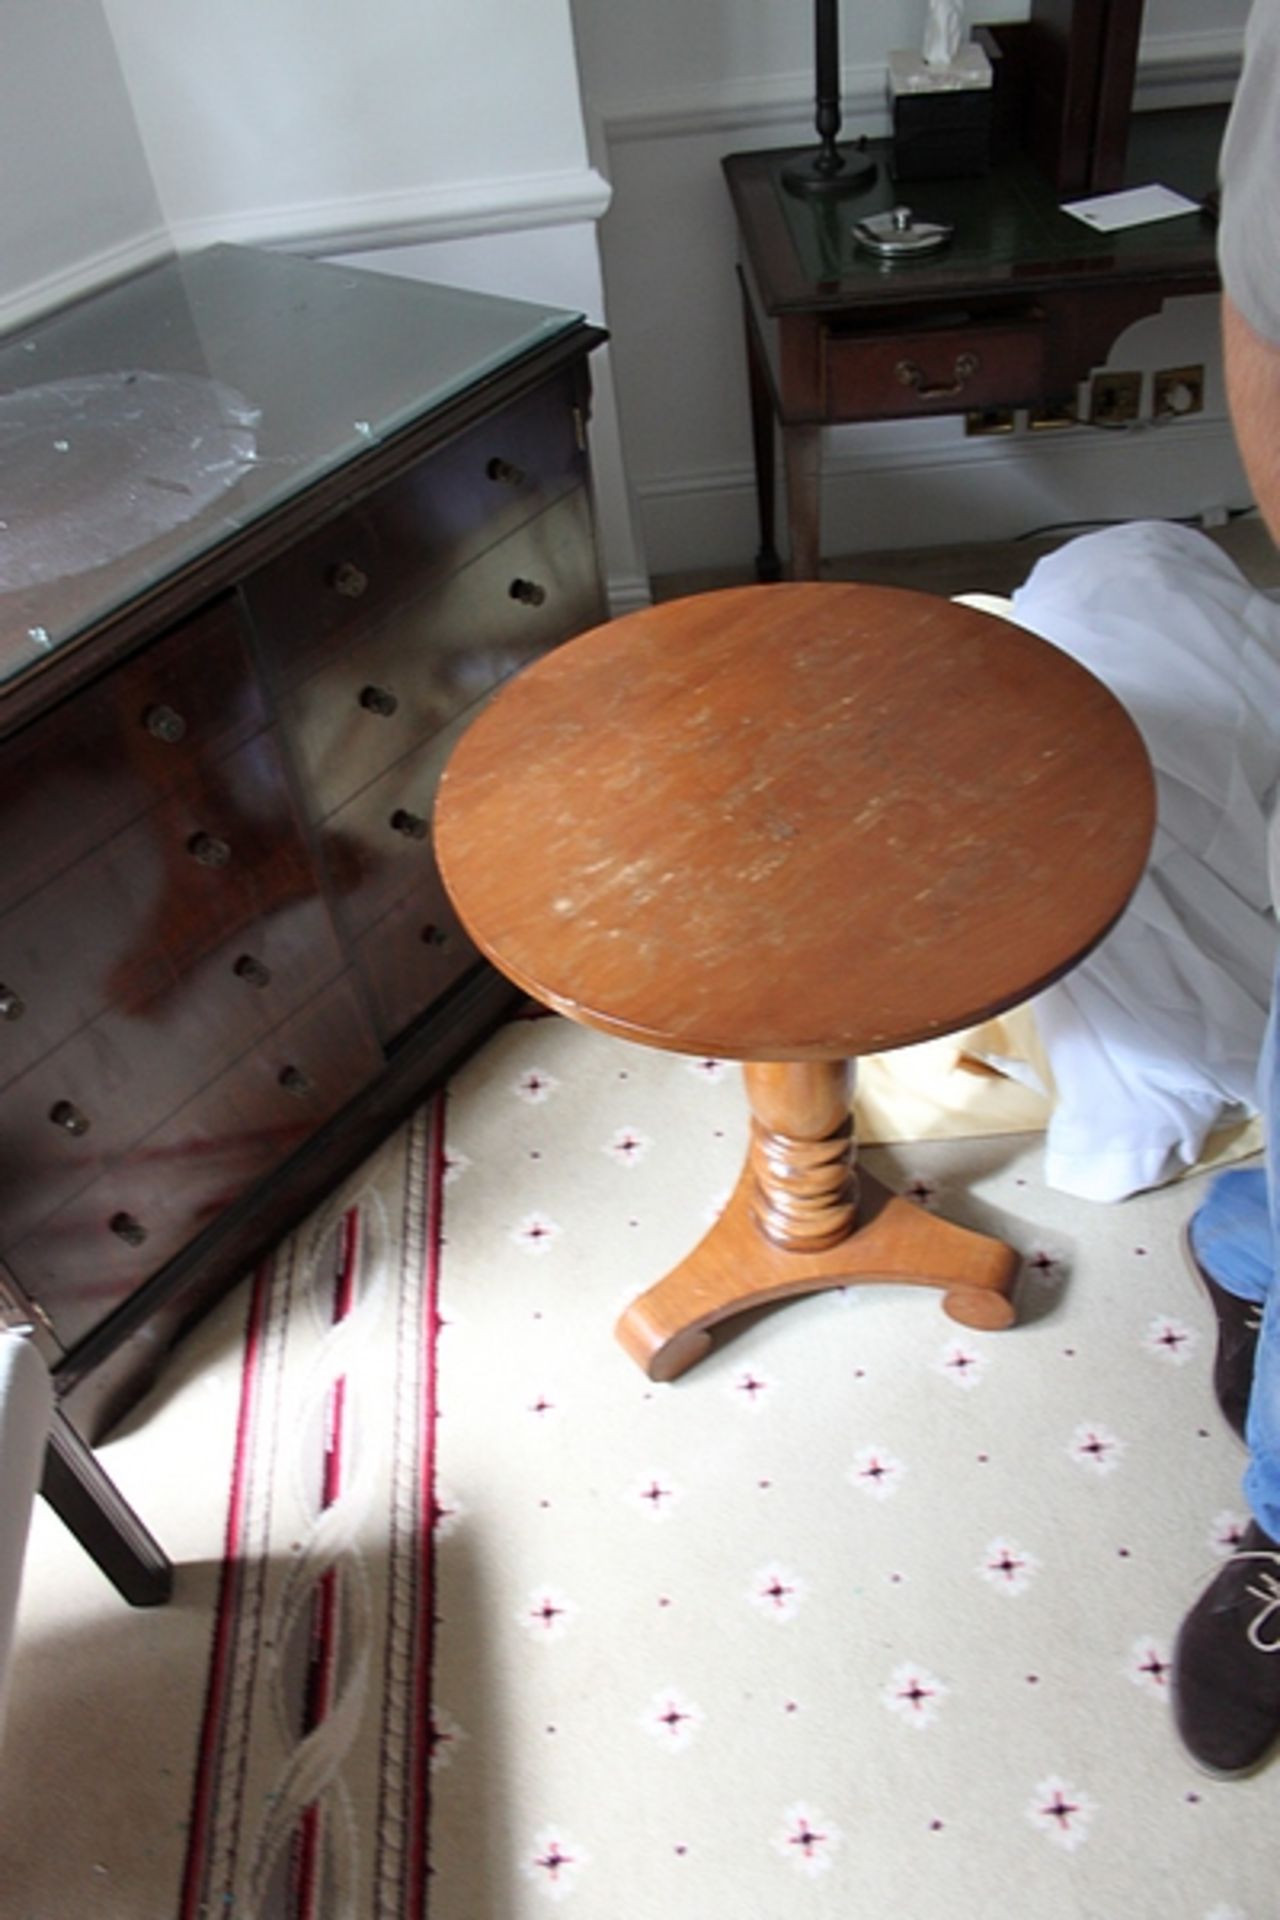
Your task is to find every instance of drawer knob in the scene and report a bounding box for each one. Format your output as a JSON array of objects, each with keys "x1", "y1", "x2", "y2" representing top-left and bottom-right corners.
[
  {"x1": 0, "y1": 984, "x2": 25, "y2": 1021},
  {"x1": 144, "y1": 703, "x2": 188, "y2": 744},
  {"x1": 509, "y1": 577, "x2": 547, "y2": 608},
  {"x1": 188, "y1": 832, "x2": 232, "y2": 868},
  {"x1": 234, "y1": 954, "x2": 272, "y2": 989},
  {"x1": 421, "y1": 922, "x2": 449, "y2": 948},
  {"x1": 329, "y1": 560, "x2": 369, "y2": 600},
  {"x1": 50, "y1": 1100, "x2": 90, "y2": 1137},
  {"x1": 278, "y1": 1065, "x2": 313, "y2": 1098},
  {"x1": 486, "y1": 456, "x2": 527, "y2": 488},
  {"x1": 895, "y1": 352, "x2": 980, "y2": 399},
  {"x1": 109, "y1": 1211, "x2": 148, "y2": 1247},
  {"x1": 390, "y1": 808, "x2": 428, "y2": 841},
  {"x1": 359, "y1": 684, "x2": 399, "y2": 718}
]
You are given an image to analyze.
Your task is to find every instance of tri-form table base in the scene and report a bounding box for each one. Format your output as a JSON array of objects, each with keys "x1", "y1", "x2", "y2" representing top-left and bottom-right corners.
[{"x1": 615, "y1": 1058, "x2": 1019, "y2": 1382}]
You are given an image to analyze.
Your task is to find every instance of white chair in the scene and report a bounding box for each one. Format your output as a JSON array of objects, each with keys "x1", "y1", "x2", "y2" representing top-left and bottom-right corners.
[{"x1": 0, "y1": 1332, "x2": 52, "y2": 1740}]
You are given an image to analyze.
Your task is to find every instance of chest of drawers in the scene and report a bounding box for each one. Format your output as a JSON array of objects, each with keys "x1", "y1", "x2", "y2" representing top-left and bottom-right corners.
[{"x1": 0, "y1": 247, "x2": 606, "y2": 1437}]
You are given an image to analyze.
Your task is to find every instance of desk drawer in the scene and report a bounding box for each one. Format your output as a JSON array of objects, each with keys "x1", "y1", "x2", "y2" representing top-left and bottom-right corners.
[
  {"x1": 0, "y1": 596, "x2": 264, "y2": 918},
  {"x1": 282, "y1": 486, "x2": 602, "y2": 822},
  {"x1": 5, "y1": 973, "x2": 381, "y2": 1349},
  {"x1": 243, "y1": 371, "x2": 587, "y2": 687},
  {"x1": 823, "y1": 316, "x2": 1045, "y2": 420}
]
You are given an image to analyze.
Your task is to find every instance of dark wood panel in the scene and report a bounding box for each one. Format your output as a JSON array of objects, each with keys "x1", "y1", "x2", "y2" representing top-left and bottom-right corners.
[
  {"x1": 0, "y1": 727, "x2": 326, "y2": 1085},
  {"x1": 241, "y1": 368, "x2": 587, "y2": 688},
  {"x1": 0, "y1": 596, "x2": 265, "y2": 919},
  {"x1": 353, "y1": 867, "x2": 480, "y2": 1047},
  {"x1": 314, "y1": 494, "x2": 606, "y2": 939},
  {"x1": 7, "y1": 972, "x2": 382, "y2": 1349},
  {"x1": 824, "y1": 317, "x2": 1046, "y2": 421},
  {"x1": 282, "y1": 485, "x2": 601, "y2": 822}
]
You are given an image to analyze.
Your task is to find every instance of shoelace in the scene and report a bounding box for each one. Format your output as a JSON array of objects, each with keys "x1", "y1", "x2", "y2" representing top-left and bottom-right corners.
[{"x1": 1233, "y1": 1552, "x2": 1280, "y2": 1652}]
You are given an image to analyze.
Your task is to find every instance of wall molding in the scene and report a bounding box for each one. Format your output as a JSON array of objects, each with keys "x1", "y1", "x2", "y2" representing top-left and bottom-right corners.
[
  {"x1": 600, "y1": 29, "x2": 1242, "y2": 146},
  {"x1": 0, "y1": 224, "x2": 171, "y2": 336},
  {"x1": 171, "y1": 167, "x2": 614, "y2": 261}
]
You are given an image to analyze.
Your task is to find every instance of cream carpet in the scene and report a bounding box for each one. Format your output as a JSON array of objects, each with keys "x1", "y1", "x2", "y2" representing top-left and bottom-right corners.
[{"x1": 1, "y1": 1012, "x2": 1277, "y2": 1919}]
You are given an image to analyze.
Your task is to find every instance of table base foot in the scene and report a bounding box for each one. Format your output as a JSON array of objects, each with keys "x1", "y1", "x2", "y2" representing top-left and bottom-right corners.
[{"x1": 615, "y1": 1162, "x2": 1019, "y2": 1381}]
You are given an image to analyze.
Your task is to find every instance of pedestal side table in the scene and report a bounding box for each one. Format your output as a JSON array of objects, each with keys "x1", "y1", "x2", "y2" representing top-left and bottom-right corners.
[{"x1": 434, "y1": 584, "x2": 1154, "y2": 1380}]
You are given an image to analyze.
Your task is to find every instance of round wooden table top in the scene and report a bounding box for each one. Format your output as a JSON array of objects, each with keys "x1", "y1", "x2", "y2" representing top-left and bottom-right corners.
[{"x1": 433, "y1": 584, "x2": 1155, "y2": 1062}]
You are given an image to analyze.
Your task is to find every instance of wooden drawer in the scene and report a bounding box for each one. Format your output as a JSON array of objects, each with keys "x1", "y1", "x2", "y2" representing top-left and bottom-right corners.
[
  {"x1": 5, "y1": 972, "x2": 382, "y2": 1350},
  {"x1": 823, "y1": 314, "x2": 1046, "y2": 420},
  {"x1": 282, "y1": 486, "x2": 602, "y2": 821},
  {"x1": 242, "y1": 370, "x2": 587, "y2": 687},
  {"x1": 352, "y1": 864, "x2": 479, "y2": 1047},
  {"x1": 0, "y1": 596, "x2": 265, "y2": 918},
  {"x1": 0, "y1": 727, "x2": 326, "y2": 1085},
  {"x1": 0, "y1": 882, "x2": 344, "y2": 1248}
]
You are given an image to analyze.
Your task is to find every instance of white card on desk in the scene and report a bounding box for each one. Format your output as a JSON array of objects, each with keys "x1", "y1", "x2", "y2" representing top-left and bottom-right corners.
[{"x1": 1062, "y1": 184, "x2": 1202, "y2": 232}]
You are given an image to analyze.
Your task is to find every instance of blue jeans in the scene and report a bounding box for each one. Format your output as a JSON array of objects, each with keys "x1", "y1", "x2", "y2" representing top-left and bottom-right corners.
[{"x1": 1190, "y1": 974, "x2": 1280, "y2": 1539}]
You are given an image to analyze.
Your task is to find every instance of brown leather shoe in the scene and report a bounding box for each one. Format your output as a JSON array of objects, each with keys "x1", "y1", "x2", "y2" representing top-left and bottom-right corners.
[
  {"x1": 1173, "y1": 1522, "x2": 1280, "y2": 1776},
  {"x1": 1181, "y1": 1225, "x2": 1262, "y2": 1441}
]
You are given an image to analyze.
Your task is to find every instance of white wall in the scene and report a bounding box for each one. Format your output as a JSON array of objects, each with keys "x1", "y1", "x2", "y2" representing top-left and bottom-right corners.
[
  {"x1": 572, "y1": 0, "x2": 1253, "y2": 578},
  {"x1": 0, "y1": 0, "x2": 165, "y2": 328}
]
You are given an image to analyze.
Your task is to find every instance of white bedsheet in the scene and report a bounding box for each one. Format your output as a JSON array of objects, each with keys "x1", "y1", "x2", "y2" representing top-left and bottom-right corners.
[{"x1": 1005, "y1": 521, "x2": 1280, "y2": 1201}]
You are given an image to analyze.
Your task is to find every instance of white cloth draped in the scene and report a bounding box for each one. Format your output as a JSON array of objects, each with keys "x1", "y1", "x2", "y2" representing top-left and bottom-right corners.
[{"x1": 1004, "y1": 521, "x2": 1280, "y2": 1200}]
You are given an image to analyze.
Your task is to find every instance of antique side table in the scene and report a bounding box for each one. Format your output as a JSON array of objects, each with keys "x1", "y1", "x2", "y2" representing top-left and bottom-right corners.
[{"x1": 434, "y1": 584, "x2": 1154, "y2": 1380}]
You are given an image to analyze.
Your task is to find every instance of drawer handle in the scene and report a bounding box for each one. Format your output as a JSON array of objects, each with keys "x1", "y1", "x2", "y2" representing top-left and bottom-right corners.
[
  {"x1": 144, "y1": 703, "x2": 188, "y2": 744},
  {"x1": 278, "y1": 1065, "x2": 313, "y2": 1098},
  {"x1": 487, "y1": 456, "x2": 527, "y2": 487},
  {"x1": 359, "y1": 684, "x2": 400, "y2": 718},
  {"x1": 109, "y1": 1211, "x2": 148, "y2": 1247},
  {"x1": 0, "y1": 983, "x2": 25, "y2": 1021},
  {"x1": 50, "y1": 1100, "x2": 90, "y2": 1137},
  {"x1": 188, "y1": 832, "x2": 232, "y2": 868},
  {"x1": 390, "y1": 808, "x2": 428, "y2": 841},
  {"x1": 328, "y1": 560, "x2": 369, "y2": 600},
  {"x1": 509, "y1": 577, "x2": 547, "y2": 608},
  {"x1": 234, "y1": 954, "x2": 272, "y2": 989},
  {"x1": 895, "y1": 352, "x2": 980, "y2": 399},
  {"x1": 421, "y1": 922, "x2": 450, "y2": 948}
]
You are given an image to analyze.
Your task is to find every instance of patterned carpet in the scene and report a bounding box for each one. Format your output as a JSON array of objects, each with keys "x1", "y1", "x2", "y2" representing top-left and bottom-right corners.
[{"x1": 1, "y1": 1012, "x2": 1277, "y2": 1919}]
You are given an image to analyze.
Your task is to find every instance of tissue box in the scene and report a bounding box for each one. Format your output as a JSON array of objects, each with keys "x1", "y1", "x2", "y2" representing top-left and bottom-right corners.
[{"x1": 888, "y1": 46, "x2": 993, "y2": 181}]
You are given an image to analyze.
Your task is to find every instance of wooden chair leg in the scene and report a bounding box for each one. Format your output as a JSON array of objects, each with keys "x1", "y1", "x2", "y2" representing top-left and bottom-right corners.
[{"x1": 41, "y1": 1411, "x2": 173, "y2": 1608}]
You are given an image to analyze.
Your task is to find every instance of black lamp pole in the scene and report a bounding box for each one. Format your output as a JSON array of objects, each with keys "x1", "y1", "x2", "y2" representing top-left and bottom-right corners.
[{"x1": 783, "y1": 0, "x2": 876, "y2": 196}]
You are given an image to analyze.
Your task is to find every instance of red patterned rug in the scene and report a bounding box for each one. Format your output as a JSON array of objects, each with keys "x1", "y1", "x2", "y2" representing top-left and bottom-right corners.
[{"x1": 180, "y1": 1100, "x2": 445, "y2": 1920}]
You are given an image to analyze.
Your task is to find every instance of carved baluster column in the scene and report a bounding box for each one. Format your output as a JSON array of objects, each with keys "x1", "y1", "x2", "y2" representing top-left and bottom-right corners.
[{"x1": 744, "y1": 1059, "x2": 858, "y2": 1253}]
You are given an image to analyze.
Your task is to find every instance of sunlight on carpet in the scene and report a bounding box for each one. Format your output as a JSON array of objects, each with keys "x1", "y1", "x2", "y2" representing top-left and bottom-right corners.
[{"x1": 1, "y1": 1013, "x2": 1277, "y2": 1919}]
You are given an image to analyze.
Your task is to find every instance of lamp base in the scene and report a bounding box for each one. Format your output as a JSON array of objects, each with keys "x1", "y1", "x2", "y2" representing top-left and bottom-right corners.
[{"x1": 781, "y1": 140, "x2": 878, "y2": 198}]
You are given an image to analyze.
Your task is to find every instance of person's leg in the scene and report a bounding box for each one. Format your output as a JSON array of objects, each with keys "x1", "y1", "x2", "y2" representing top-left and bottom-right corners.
[{"x1": 1173, "y1": 980, "x2": 1280, "y2": 1775}]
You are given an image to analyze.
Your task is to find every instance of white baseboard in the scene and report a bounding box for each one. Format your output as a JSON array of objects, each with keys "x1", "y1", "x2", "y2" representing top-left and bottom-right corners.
[{"x1": 637, "y1": 415, "x2": 1251, "y2": 576}]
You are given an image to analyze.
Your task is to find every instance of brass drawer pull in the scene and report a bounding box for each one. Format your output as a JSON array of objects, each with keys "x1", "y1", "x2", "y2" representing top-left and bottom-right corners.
[
  {"x1": 328, "y1": 560, "x2": 369, "y2": 600},
  {"x1": 50, "y1": 1100, "x2": 90, "y2": 1136},
  {"x1": 109, "y1": 1211, "x2": 148, "y2": 1247},
  {"x1": 390, "y1": 808, "x2": 428, "y2": 841},
  {"x1": 143, "y1": 703, "x2": 188, "y2": 744},
  {"x1": 188, "y1": 831, "x2": 231, "y2": 868},
  {"x1": 895, "y1": 352, "x2": 980, "y2": 399},
  {"x1": 0, "y1": 984, "x2": 25, "y2": 1021},
  {"x1": 359, "y1": 684, "x2": 399, "y2": 718},
  {"x1": 487, "y1": 456, "x2": 527, "y2": 487},
  {"x1": 278, "y1": 1065, "x2": 313, "y2": 1097},
  {"x1": 509, "y1": 577, "x2": 547, "y2": 608},
  {"x1": 234, "y1": 954, "x2": 272, "y2": 989}
]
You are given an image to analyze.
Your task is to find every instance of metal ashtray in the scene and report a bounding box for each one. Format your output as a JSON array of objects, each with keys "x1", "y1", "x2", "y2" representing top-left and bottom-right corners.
[{"x1": 852, "y1": 205, "x2": 954, "y2": 258}]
